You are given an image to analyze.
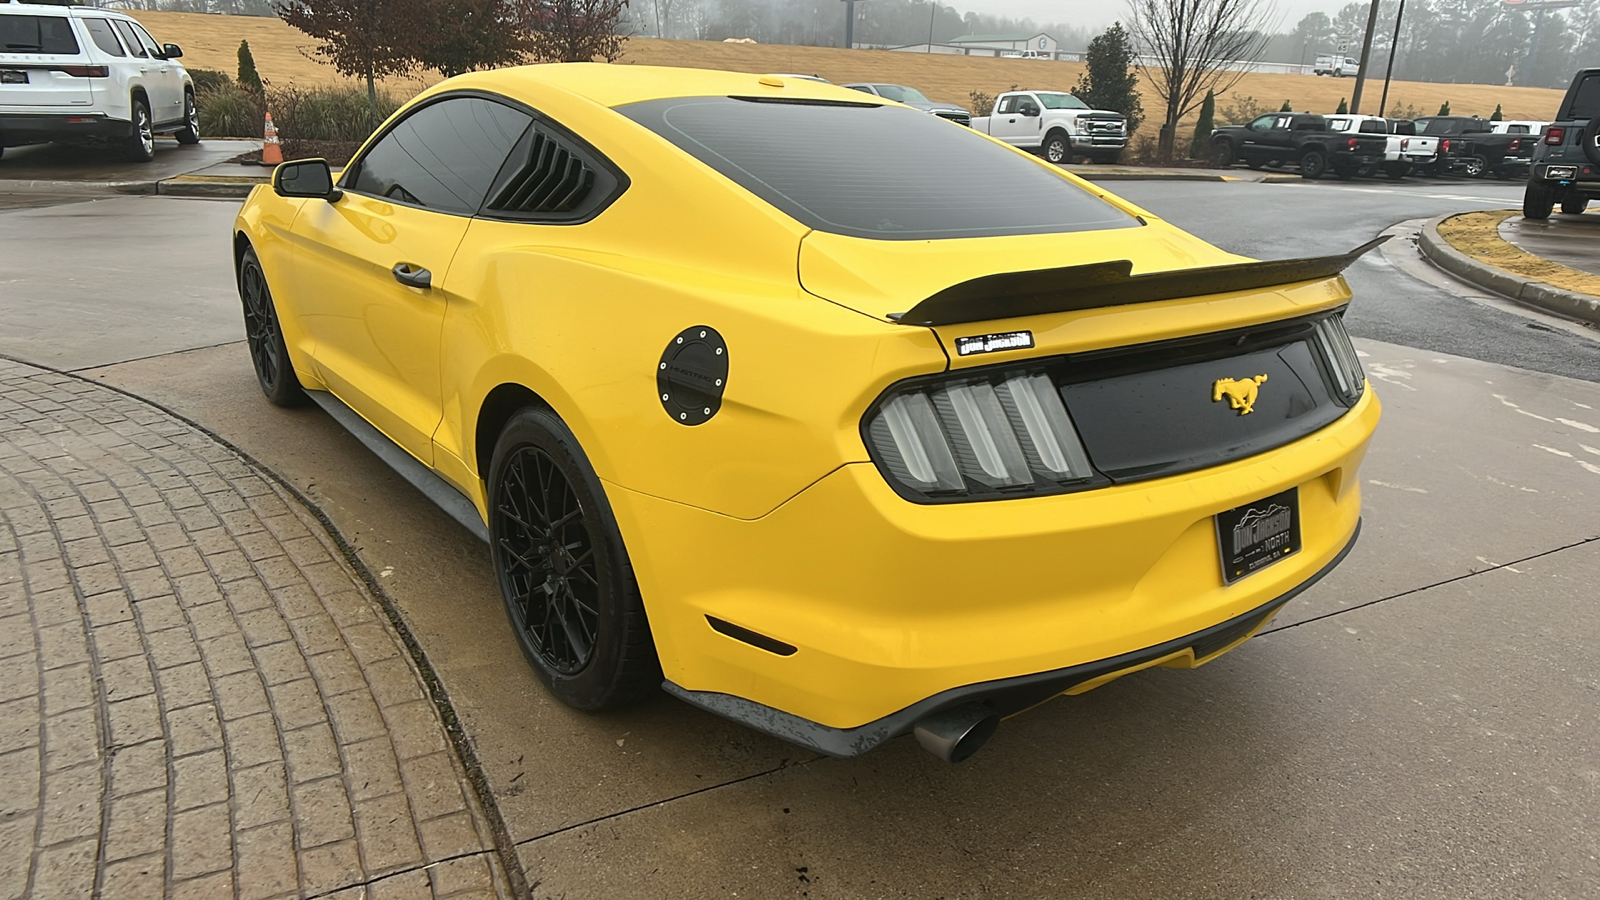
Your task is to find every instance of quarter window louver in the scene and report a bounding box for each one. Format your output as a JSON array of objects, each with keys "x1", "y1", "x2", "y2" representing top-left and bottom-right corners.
[{"x1": 488, "y1": 130, "x2": 597, "y2": 214}]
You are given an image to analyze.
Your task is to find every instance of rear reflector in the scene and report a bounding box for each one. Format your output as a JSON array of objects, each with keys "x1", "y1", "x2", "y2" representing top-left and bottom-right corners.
[{"x1": 56, "y1": 65, "x2": 109, "y2": 77}]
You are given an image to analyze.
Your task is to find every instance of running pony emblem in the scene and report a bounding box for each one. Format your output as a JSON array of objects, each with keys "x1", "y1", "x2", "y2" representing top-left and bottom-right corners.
[{"x1": 1213, "y1": 375, "x2": 1269, "y2": 415}]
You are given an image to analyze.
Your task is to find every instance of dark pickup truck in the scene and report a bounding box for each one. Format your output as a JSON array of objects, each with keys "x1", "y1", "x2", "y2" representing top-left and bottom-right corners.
[
  {"x1": 1413, "y1": 116, "x2": 1534, "y2": 178},
  {"x1": 1209, "y1": 112, "x2": 1388, "y2": 179},
  {"x1": 1523, "y1": 68, "x2": 1600, "y2": 219}
]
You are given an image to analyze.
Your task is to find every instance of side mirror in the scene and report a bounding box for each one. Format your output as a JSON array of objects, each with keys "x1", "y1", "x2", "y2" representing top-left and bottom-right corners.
[
  {"x1": 161, "y1": 43, "x2": 183, "y2": 59},
  {"x1": 1021, "y1": 104, "x2": 1040, "y2": 117},
  {"x1": 272, "y1": 158, "x2": 342, "y2": 201}
]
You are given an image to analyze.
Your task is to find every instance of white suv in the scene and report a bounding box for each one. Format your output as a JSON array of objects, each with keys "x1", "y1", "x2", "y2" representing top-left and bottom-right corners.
[{"x1": 1, "y1": 1, "x2": 197, "y2": 162}]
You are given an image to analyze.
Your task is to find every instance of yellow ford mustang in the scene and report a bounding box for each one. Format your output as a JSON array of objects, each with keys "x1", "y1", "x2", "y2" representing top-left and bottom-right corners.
[{"x1": 233, "y1": 64, "x2": 1380, "y2": 762}]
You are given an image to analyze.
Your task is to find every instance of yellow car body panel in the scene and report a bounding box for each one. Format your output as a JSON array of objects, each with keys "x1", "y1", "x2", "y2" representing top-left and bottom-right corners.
[{"x1": 232, "y1": 63, "x2": 1381, "y2": 753}]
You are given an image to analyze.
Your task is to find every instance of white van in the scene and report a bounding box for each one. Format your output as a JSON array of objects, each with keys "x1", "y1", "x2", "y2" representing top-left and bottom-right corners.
[
  {"x1": 1313, "y1": 55, "x2": 1360, "y2": 77},
  {"x1": 0, "y1": 0, "x2": 197, "y2": 162}
]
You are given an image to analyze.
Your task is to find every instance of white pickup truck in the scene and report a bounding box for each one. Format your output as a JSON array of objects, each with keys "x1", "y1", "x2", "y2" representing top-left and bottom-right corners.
[
  {"x1": 970, "y1": 90, "x2": 1128, "y2": 164},
  {"x1": 1323, "y1": 113, "x2": 1438, "y2": 179}
]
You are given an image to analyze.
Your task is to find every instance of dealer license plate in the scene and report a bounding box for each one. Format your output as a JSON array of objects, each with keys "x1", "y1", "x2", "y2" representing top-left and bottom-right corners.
[
  {"x1": 1, "y1": 70, "x2": 28, "y2": 85},
  {"x1": 1215, "y1": 487, "x2": 1301, "y2": 584}
]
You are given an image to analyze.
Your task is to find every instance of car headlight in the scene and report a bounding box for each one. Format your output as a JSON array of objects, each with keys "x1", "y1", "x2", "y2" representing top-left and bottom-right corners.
[{"x1": 865, "y1": 368, "x2": 1095, "y2": 501}]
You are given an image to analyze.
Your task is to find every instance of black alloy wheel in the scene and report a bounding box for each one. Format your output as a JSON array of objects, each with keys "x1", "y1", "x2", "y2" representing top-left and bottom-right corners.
[
  {"x1": 1299, "y1": 149, "x2": 1327, "y2": 179},
  {"x1": 1523, "y1": 179, "x2": 1555, "y2": 220},
  {"x1": 489, "y1": 408, "x2": 658, "y2": 711},
  {"x1": 1561, "y1": 194, "x2": 1589, "y2": 215},
  {"x1": 238, "y1": 247, "x2": 307, "y2": 406}
]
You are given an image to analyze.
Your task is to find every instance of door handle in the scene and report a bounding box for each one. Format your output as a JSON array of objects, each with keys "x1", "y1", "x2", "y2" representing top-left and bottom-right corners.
[{"x1": 391, "y1": 263, "x2": 432, "y2": 289}]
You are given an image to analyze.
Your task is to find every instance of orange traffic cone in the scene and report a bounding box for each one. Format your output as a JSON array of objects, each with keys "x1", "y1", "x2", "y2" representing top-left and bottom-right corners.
[{"x1": 262, "y1": 110, "x2": 283, "y2": 166}]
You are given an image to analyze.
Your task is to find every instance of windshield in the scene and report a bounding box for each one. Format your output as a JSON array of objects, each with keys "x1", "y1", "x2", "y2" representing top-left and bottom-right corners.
[
  {"x1": 1035, "y1": 92, "x2": 1090, "y2": 110},
  {"x1": 620, "y1": 96, "x2": 1138, "y2": 241},
  {"x1": 870, "y1": 85, "x2": 932, "y2": 104}
]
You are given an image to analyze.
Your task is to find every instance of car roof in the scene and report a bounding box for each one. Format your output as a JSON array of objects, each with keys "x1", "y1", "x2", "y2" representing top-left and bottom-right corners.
[
  {"x1": 447, "y1": 64, "x2": 871, "y2": 110},
  {"x1": 0, "y1": 2, "x2": 137, "y2": 20}
]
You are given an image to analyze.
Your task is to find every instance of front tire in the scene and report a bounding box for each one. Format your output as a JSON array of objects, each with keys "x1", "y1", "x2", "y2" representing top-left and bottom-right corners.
[
  {"x1": 1561, "y1": 195, "x2": 1589, "y2": 215},
  {"x1": 126, "y1": 99, "x2": 155, "y2": 163},
  {"x1": 488, "y1": 408, "x2": 659, "y2": 711},
  {"x1": 1523, "y1": 180, "x2": 1555, "y2": 220},
  {"x1": 237, "y1": 246, "x2": 308, "y2": 407},
  {"x1": 1210, "y1": 138, "x2": 1235, "y2": 169},
  {"x1": 1299, "y1": 149, "x2": 1327, "y2": 179},
  {"x1": 1042, "y1": 130, "x2": 1070, "y2": 165},
  {"x1": 175, "y1": 90, "x2": 200, "y2": 145}
]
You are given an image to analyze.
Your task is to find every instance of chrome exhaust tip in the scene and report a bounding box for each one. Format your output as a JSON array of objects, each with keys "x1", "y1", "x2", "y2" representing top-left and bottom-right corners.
[{"x1": 913, "y1": 702, "x2": 1000, "y2": 763}]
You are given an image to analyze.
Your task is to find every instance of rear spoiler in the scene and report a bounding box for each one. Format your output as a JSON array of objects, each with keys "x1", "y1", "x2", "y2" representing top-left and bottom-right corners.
[{"x1": 890, "y1": 236, "x2": 1390, "y2": 328}]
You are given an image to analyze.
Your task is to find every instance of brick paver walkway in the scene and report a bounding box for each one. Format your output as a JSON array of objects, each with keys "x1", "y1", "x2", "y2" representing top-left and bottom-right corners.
[{"x1": 0, "y1": 359, "x2": 512, "y2": 899}]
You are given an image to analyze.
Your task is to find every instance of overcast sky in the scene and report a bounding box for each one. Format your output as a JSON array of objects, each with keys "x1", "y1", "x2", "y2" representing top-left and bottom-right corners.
[{"x1": 963, "y1": 0, "x2": 1322, "y2": 36}]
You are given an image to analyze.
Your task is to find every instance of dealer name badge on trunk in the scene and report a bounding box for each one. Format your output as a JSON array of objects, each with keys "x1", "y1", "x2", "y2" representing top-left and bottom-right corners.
[{"x1": 1216, "y1": 487, "x2": 1301, "y2": 584}]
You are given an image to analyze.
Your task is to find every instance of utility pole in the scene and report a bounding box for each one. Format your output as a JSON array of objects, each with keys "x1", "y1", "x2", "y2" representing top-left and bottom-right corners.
[
  {"x1": 927, "y1": 0, "x2": 936, "y2": 51},
  {"x1": 1349, "y1": 0, "x2": 1383, "y2": 114},
  {"x1": 1379, "y1": 0, "x2": 1405, "y2": 117}
]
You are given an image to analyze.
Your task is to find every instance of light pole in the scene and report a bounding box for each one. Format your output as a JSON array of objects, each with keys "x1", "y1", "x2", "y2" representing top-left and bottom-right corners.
[
  {"x1": 842, "y1": 0, "x2": 857, "y2": 49},
  {"x1": 1378, "y1": 0, "x2": 1404, "y2": 118},
  {"x1": 927, "y1": 0, "x2": 936, "y2": 51}
]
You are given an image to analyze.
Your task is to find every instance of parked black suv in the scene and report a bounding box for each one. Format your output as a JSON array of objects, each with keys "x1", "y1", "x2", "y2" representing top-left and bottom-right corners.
[{"x1": 1523, "y1": 68, "x2": 1600, "y2": 219}]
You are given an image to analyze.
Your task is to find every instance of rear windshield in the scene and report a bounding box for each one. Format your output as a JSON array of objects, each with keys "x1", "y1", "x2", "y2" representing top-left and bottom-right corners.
[
  {"x1": 1568, "y1": 74, "x2": 1600, "y2": 119},
  {"x1": 619, "y1": 96, "x2": 1139, "y2": 241},
  {"x1": 1414, "y1": 118, "x2": 1463, "y2": 135},
  {"x1": 866, "y1": 85, "x2": 930, "y2": 104},
  {"x1": 0, "y1": 15, "x2": 81, "y2": 54}
]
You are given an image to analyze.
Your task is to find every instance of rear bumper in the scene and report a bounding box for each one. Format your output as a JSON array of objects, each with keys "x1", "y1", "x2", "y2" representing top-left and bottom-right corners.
[
  {"x1": 0, "y1": 112, "x2": 133, "y2": 145},
  {"x1": 614, "y1": 387, "x2": 1379, "y2": 739},
  {"x1": 667, "y1": 524, "x2": 1358, "y2": 757}
]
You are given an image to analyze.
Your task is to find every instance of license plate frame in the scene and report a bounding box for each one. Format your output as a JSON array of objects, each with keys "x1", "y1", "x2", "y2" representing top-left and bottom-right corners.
[
  {"x1": 0, "y1": 70, "x2": 28, "y2": 85},
  {"x1": 1215, "y1": 487, "x2": 1301, "y2": 585}
]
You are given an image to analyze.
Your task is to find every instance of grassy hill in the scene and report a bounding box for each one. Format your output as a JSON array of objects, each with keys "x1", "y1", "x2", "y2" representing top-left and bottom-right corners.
[{"x1": 131, "y1": 9, "x2": 1566, "y2": 136}]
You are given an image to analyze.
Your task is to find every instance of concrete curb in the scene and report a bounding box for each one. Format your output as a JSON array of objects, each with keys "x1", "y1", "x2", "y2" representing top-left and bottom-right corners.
[
  {"x1": 157, "y1": 175, "x2": 262, "y2": 198},
  {"x1": 0, "y1": 177, "x2": 159, "y2": 195},
  {"x1": 1418, "y1": 213, "x2": 1600, "y2": 327}
]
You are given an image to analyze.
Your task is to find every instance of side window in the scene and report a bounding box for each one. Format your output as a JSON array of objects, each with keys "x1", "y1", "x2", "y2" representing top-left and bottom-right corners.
[
  {"x1": 1328, "y1": 119, "x2": 1350, "y2": 132},
  {"x1": 349, "y1": 96, "x2": 532, "y2": 215},
  {"x1": 997, "y1": 96, "x2": 1019, "y2": 115},
  {"x1": 1248, "y1": 115, "x2": 1275, "y2": 132},
  {"x1": 83, "y1": 19, "x2": 126, "y2": 57},
  {"x1": 110, "y1": 20, "x2": 148, "y2": 58},
  {"x1": 1569, "y1": 75, "x2": 1600, "y2": 119},
  {"x1": 129, "y1": 23, "x2": 162, "y2": 57}
]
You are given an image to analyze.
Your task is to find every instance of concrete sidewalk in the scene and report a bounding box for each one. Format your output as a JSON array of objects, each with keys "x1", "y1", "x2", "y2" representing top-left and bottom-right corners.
[{"x1": 0, "y1": 358, "x2": 512, "y2": 899}]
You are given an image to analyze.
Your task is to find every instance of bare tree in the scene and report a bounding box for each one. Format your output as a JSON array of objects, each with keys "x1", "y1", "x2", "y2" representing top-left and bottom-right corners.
[
  {"x1": 1126, "y1": 0, "x2": 1276, "y2": 161},
  {"x1": 527, "y1": 0, "x2": 630, "y2": 61}
]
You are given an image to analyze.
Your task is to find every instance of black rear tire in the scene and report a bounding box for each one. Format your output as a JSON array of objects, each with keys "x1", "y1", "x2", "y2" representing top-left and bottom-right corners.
[
  {"x1": 175, "y1": 90, "x2": 200, "y2": 145},
  {"x1": 237, "y1": 246, "x2": 308, "y2": 407},
  {"x1": 1523, "y1": 180, "x2": 1555, "y2": 220},
  {"x1": 1299, "y1": 150, "x2": 1327, "y2": 179},
  {"x1": 488, "y1": 408, "x2": 660, "y2": 711},
  {"x1": 1384, "y1": 161, "x2": 1410, "y2": 180},
  {"x1": 126, "y1": 99, "x2": 155, "y2": 163},
  {"x1": 1561, "y1": 195, "x2": 1589, "y2": 215}
]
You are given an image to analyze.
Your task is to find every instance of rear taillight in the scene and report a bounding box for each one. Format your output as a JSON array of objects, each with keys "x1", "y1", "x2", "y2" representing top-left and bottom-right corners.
[
  {"x1": 1401, "y1": 138, "x2": 1410, "y2": 150},
  {"x1": 1509, "y1": 138, "x2": 1523, "y2": 151},
  {"x1": 865, "y1": 369, "x2": 1094, "y2": 501},
  {"x1": 1441, "y1": 139, "x2": 1451, "y2": 153},
  {"x1": 1545, "y1": 126, "x2": 1566, "y2": 145},
  {"x1": 56, "y1": 65, "x2": 109, "y2": 77},
  {"x1": 1347, "y1": 137, "x2": 1358, "y2": 149}
]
